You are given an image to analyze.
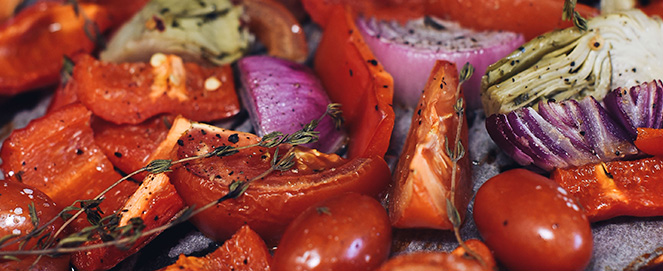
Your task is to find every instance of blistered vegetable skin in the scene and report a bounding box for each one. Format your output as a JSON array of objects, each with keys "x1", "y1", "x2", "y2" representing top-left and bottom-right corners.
[
  {"x1": 357, "y1": 16, "x2": 524, "y2": 109},
  {"x1": 604, "y1": 80, "x2": 663, "y2": 139},
  {"x1": 481, "y1": 9, "x2": 663, "y2": 115},
  {"x1": 474, "y1": 169, "x2": 593, "y2": 271},
  {"x1": 486, "y1": 96, "x2": 638, "y2": 171},
  {"x1": 100, "y1": 0, "x2": 250, "y2": 65},
  {"x1": 238, "y1": 55, "x2": 346, "y2": 153}
]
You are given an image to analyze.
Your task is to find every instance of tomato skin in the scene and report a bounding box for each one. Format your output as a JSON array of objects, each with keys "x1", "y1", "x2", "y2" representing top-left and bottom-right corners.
[
  {"x1": 473, "y1": 169, "x2": 592, "y2": 271},
  {"x1": 272, "y1": 192, "x2": 391, "y2": 271},
  {"x1": 171, "y1": 123, "x2": 391, "y2": 243},
  {"x1": 376, "y1": 239, "x2": 496, "y2": 271},
  {"x1": 0, "y1": 181, "x2": 70, "y2": 271},
  {"x1": 389, "y1": 60, "x2": 471, "y2": 230}
]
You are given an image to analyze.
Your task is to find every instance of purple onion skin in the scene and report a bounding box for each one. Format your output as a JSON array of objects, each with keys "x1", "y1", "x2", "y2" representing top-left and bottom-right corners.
[
  {"x1": 487, "y1": 96, "x2": 638, "y2": 171},
  {"x1": 604, "y1": 80, "x2": 663, "y2": 140},
  {"x1": 238, "y1": 55, "x2": 346, "y2": 153},
  {"x1": 356, "y1": 17, "x2": 524, "y2": 110}
]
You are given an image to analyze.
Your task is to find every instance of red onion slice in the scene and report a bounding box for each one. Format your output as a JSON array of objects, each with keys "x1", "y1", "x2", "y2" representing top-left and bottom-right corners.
[
  {"x1": 238, "y1": 56, "x2": 346, "y2": 153},
  {"x1": 486, "y1": 96, "x2": 638, "y2": 171},
  {"x1": 357, "y1": 16, "x2": 524, "y2": 109},
  {"x1": 604, "y1": 80, "x2": 663, "y2": 139}
]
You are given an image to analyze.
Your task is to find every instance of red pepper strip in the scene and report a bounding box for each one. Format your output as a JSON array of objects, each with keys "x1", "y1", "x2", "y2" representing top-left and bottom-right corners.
[
  {"x1": 73, "y1": 54, "x2": 240, "y2": 125},
  {"x1": 91, "y1": 115, "x2": 174, "y2": 179},
  {"x1": 551, "y1": 156, "x2": 663, "y2": 222},
  {"x1": 0, "y1": 2, "x2": 113, "y2": 96},
  {"x1": 377, "y1": 239, "x2": 496, "y2": 271},
  {"x1": 71, "y1": 173, "x2": 186, "y2": 271},
  {"x1": 0, "y1": 0, "x2": 22, "y2": 22},
  {"x1": 313, "y1": 5, "x2": 395, "y2": 159},
  {"x1": 159, "y1": 225, "x2": 273, "y2": 271},
  {"x1": 389, "y1": 61, "x2": 472, "y2": 229},
  {"x1": 303, "y1": 0, "x2": 598, "y2": 40},
  {"x1": 244, "y1": 0, "x2": 308, "y2": 63},
  {"x1": 0, "y1": 103, "x2": 139, "y2": 229},
  {"x1": 634, "y1": 127, "x2": 663, "y2": 156}
]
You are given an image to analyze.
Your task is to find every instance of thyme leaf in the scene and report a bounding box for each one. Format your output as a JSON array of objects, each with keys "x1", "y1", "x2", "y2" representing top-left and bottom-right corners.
[
  {"x1": 563, "y1": 0, "x2": 588, "y2": 31},
  {"x1": 144, "y1": 159, "x2": 173, "y2": 174}
]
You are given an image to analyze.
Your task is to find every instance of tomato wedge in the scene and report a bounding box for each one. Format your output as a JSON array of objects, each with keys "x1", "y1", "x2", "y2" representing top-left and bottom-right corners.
[
  {"x1": 313, "y1": 5, "x2": 395, "y2": 159},
  {"x1": 160, "y1": 225, "x2": 272, "y2": 271},
  {"x1": 389, "y1": 60, "x2": 471, "y2": 229},
  {"x1": 72, "y1": 54, "x2": 240, "y2": 124},
  {"x1": 0, "y1": 2, "x2": 113, "y2": 96},
  {"x1": 0, "y1": 103, "x2": 138, "y2": 229},
  {"x1": 171, "y1": 122, "x2": 391, "y2": 243},
  {"x1": 551, "y1": 156, "x2": 663, "y2": 222}
]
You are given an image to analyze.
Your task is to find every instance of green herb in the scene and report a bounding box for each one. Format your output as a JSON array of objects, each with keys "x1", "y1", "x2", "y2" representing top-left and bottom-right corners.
[{"x1": 563, "y1": 0, "x2": 588, "y2": 31}]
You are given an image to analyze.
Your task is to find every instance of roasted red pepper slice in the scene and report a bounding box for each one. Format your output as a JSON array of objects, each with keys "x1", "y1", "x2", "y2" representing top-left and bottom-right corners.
[
  {"x1": 0, "y1": 2, "x2": 113, "y2": 96},
  {"x1": 71, "y1": 173, "x2": 185, "y2": 271},
  {"x1": 313, "y1": 5, "x2": 394, "y2": 159},
  {"x1": 303, "y1": 0, "x2": 597, "y2": 40},
  {"x1": 551, "y1": 156, "x2": 663, "y2": 222},
  {"x1": 92, "y1": 115, "x2": 174, "y2": 178},
  {"x1": 389, "y1": 60, "x2": 471, "y2": 229},
  {"x1": 171, "y1": 122, "x2": 391, "y2": 243},
  {"x1": 73, "y1": 54, "x2": 240, "y2": 124},
  {"x1": 634, "y1": 127, "x2": 663, "y2": 156},
  {"x1": 160, "y1": 225, "x2": 272, "y2": 271},
  {"x1": 0, "y1": 103, "x2": 138, "y2": 229}
]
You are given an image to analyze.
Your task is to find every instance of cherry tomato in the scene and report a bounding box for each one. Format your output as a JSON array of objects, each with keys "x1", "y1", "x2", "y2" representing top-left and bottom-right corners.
[
  {"x1": 271, "y1": 192, "x2": 391, "y2": 271},
  {"x1": 473, "y1": 169, "x2": 593, "y2": 271},
  {"x1": 170, "y1": 122, "x2": 391, "y2": 243},
  {"x1": 244, "y1": 0, "x2": 308, "y2": 63},
  {"x1": 0, "y1": 180, "x2": 70, "y2": 271}
]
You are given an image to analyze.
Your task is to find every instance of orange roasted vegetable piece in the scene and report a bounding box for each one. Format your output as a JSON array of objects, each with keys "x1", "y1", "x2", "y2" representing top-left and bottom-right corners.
[
  {"x1": 160, "y1": 225, "x2": 272, "y2": 271},
  {"x1": 551, "y1": 156, "x2": 663, "y2": 222},
  {"x1": 313, "y1": 5, "x2": 394, "y2": 159},
  {"x1": 171, "y1": 122, "x2": 391, "y2": 243},
  {"x1": 389, "y1": 60, "x2": 471, "y2": 229},
  {"x1": 377, "y1": 239, "x2": 496, "y2": 271},
  {"x1": 0, "y1": 103, "x2": 139, "y2": 228},
  {"x1": 303, "y1": 0, "x2": 598, "y2": 40},
  {"x1": 0, "y1": 2, "x2": 113, "y2": 96},
  {"x1": 73, "y1": 54, "x2": 240, "y2": 124},
  {"x1": 634, "y1": 127, "x2": 663, "y2": 156},
  {"x1": 244, "y1": 0, "x2": 308, "y2": 63},
  {"x1": 71, "y1": 173, "x2": 186, "y2": 271}
]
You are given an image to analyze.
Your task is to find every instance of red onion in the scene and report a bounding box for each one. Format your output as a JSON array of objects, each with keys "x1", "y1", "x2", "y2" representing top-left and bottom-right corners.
[
  {"x1": 604, "y1": 80, "x2": 663, "y2": 140},
  {"x1": 356, "y1": 16, "x2": 524, "y2": 109},
  {"x1": 486, "y1": 96, "x2": 638, "y2": 171},
  {"x1": 237, "y1": 55, "x2": 346, "y2": 153}
]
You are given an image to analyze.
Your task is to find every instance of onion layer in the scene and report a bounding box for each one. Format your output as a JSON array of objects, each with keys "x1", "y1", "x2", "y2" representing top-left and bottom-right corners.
[
  {"x1": 238, "y1": 55, "x2": 346, "y2": 153},
  {"x1": 357, "y1": 16, "x2": 524, "y2": 109}
]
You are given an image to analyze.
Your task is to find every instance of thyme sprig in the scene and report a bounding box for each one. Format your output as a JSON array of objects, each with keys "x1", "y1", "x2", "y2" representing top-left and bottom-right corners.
[
  {"x1": 563, "y1": 0, "x2": 588, "y2": 31},
  {"x1": 0, "y1": 103, "x2": 342, "y2": 260},
  {"x1": 445, "y1": 63, "x2": 485, "y2": 267},
  {"x1": 66, "y1": 0, "x2": 106, "y2": 49}
]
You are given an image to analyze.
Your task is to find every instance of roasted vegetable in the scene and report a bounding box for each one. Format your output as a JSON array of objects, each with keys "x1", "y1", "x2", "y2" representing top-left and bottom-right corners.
[
  {"x1": 357, "y1": 15, "x2": 524, "y2": 109},
  {"x1": 481, "y1": 9, "x2": 663, "y2": 115},
  {"x1": 238, "y1": 55, "x2": 346, "y2": 154},
  {"x1": 100, "y1": 0, "x2": 251, "y2": 65}
]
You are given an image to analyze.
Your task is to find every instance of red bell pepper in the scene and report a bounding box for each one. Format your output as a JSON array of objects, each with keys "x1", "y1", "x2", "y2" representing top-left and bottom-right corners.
[
  {"x1": 0, "y1": 103, "x2": 139, "y2": 230},
  {"x1": 313, "y1": 5, "x2": 395, "y2": 159},
  {"x1": 159, "y1": 225, "x2": 272, "y2": 271},
  {"x1": 634, "y1": 127, "x2": 663, "y2": 156},
  {"x1": 551, "y1": 156, "x2": 663, "y2": 222},
  {"x1": 0, "y1": 2, "x2": 114, "y2": 96},
  {"x1": 72, "y1": 54, "x2": 240, "y2": 125}
]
